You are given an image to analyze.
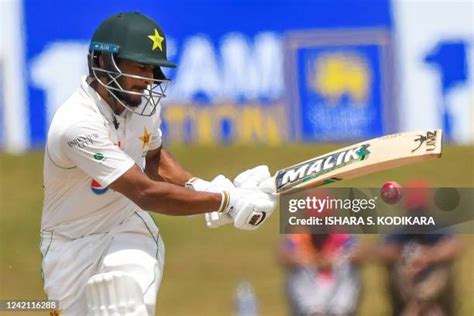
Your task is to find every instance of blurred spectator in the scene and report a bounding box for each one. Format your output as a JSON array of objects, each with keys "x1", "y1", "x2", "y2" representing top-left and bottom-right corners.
[
  {"x1": 278, "y1": 230, "x2": 362, "y2": 316},
  {"x1": 375, "y1": 181, "x2": 464, "y2": 316}
]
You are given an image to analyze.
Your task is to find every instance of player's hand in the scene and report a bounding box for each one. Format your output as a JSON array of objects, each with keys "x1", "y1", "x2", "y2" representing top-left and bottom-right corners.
[
  {"x1": 212, "y1": 165, "x2": 274, "y2": 229},
  {"x1": 234, "y1": 165, "x2": 272, "y2": 191},
  {"x1": 187, "y1": 172, "x2": 276, "y2": 229},
  {"x1": 204, "y1": 175, "x2": 234, "y2": 228},
  {"x1": 219, "y1": 188, "x2": 276, "y2": 230},
  {"x1": 204, "y1": 211, "x2": 232, "y2": 228},
  {"x1": 185, "y1": 175, "x2": 234, "y2": 228},
  {"x1": 208, "y1": 171, "x2": 277, "y2": 229}
]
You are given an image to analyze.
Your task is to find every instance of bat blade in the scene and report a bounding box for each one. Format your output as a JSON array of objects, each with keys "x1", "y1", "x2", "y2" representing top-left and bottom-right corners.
[{"x1": 260, "y1": 130, "x2": 442, "y2": 194}]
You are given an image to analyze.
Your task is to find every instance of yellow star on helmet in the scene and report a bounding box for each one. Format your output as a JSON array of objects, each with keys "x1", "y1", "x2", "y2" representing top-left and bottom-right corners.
[
  {"x1": 148, "y1": 29, "x2": 164, "y2": 51},
  {"x1": 139, "y1": 127, "x2": 152, "y2": 148}
]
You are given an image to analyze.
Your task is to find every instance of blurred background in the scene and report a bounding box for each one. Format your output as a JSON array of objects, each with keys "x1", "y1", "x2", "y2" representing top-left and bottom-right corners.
[{"x1": 0, "y1": 0, "x2": 472, "y2": 315}]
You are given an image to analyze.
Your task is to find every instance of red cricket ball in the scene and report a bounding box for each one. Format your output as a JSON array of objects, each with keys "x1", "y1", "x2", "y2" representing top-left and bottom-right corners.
[{"x1": 380, "y1": 181, "x2": 402, "y2": 204}]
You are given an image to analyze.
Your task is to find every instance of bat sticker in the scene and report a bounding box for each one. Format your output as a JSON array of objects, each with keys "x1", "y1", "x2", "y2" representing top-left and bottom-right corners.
[{"x1": 276, "y1": 144, "x2": 371, "y2": 192}]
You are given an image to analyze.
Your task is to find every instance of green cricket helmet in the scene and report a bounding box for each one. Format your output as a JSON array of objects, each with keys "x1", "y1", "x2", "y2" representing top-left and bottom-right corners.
[{"x1": 88, "y1": 12, "x2": 176, "y2": 116}]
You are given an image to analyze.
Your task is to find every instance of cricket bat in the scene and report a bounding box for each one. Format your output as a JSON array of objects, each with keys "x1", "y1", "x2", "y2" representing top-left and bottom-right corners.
[
  {"x1": 205, "y1": 129, "x2": 442, "y2": 228},
  {"x1": 259, "y1": 129, "x2": 443, "y2": 194}
]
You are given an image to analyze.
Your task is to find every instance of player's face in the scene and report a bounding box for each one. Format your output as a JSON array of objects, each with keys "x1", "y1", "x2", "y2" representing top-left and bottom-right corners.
[{"x1": 117, "y1": 59, "x2": 155, "y2": 107}]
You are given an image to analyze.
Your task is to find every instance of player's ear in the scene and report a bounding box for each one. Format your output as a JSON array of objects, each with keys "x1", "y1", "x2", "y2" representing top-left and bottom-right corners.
[{"x1": 98, "y1": 54, "x2": 106, "y2": 68}]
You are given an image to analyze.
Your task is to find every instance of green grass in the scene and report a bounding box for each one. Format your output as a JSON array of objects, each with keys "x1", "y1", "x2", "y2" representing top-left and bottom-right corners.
[{"x1": 0, "y1": 145, "x2": 473, "y2": 315}]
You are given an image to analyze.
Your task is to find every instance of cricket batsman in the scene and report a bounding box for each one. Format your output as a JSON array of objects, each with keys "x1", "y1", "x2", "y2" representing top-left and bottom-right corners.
[{"x1": 40, "y1": 12, "x2": 275, "y2": 315}]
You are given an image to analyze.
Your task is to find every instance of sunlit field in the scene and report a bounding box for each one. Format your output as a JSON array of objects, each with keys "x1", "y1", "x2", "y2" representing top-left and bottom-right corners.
[{"x1": 1, "y1": 145, "x2": 473, "y2": 315}]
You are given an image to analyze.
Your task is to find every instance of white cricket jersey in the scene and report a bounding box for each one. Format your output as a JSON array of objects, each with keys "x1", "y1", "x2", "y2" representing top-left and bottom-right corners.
[{"x1": 41, "y1": 77, "x2": 162, "y2": 238}]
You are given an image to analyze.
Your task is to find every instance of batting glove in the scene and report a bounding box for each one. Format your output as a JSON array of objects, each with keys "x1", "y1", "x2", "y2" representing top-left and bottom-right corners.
[
  {"x1": 185, "y1": 175, "x2": 234, "y2": 228},
  {"x1": 234, "y1": 165, "x2": 273, "y2": 193},
  {"x1": 217, "y1": 188, "x2": 276, "y2": 230}
]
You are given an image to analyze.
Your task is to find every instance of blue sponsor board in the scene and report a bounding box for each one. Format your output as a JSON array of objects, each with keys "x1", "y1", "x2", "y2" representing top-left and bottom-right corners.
[
  {"x1": 285, "y1": 29, "x2": 395, "y2": 141},
  {"x1": 22, "y1": 0, "x2": 392, "y2": 147}
]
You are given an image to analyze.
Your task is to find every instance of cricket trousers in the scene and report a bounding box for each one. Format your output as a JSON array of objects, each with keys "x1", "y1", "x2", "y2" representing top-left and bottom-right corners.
[{"x1": 40, "y1": 211, "x2": 165, "y2": 316}]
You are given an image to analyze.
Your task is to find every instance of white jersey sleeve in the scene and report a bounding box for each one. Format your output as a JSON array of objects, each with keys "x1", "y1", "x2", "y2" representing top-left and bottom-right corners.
[{"x1": 61, "y1": 120, "x2": 136, "y2": 187}]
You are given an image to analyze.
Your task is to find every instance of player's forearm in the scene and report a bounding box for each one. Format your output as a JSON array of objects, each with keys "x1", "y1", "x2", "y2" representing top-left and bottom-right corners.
[
  {"x1": 139, "y1": 182, "x2": 222, "y2": 215},
  {"x1": 145, "y1": 148, "x2": 193, "y2": 185},
  {"x1": 110, "y1": 164, "x2": 220, "y2": 215}
]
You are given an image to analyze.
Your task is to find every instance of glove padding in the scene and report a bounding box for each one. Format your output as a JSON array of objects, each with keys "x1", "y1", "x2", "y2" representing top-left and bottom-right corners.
[
  {"x1": 225, "y1": 188, "x2": 276, "y2": 230},
  {"x1": 209, "y1": 175, "x2": 275, "y2": 230},
  {"x1": 204, "y1": 211, "x2": 232, "y2": 228},
  {"x1": 188, "y1": 166, "x2": 275, "y2": 229},
  {"x1": 204, "y1": 175, "x2": 234, "y2": 228},
  {"x1": 186, "y1": 175, "x2": 234, "y2": 228},
  {"x1": 207, "y1": 165, "x2": 274, "y2": 228},
  {"x1": 234, "y1": 165, "x2": 272, "y2": 190}
]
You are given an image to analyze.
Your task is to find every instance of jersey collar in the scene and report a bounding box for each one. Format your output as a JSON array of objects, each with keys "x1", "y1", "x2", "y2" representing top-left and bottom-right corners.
[{"x1": 80, "y1": 76, "x2": 125, "y2": 129}]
